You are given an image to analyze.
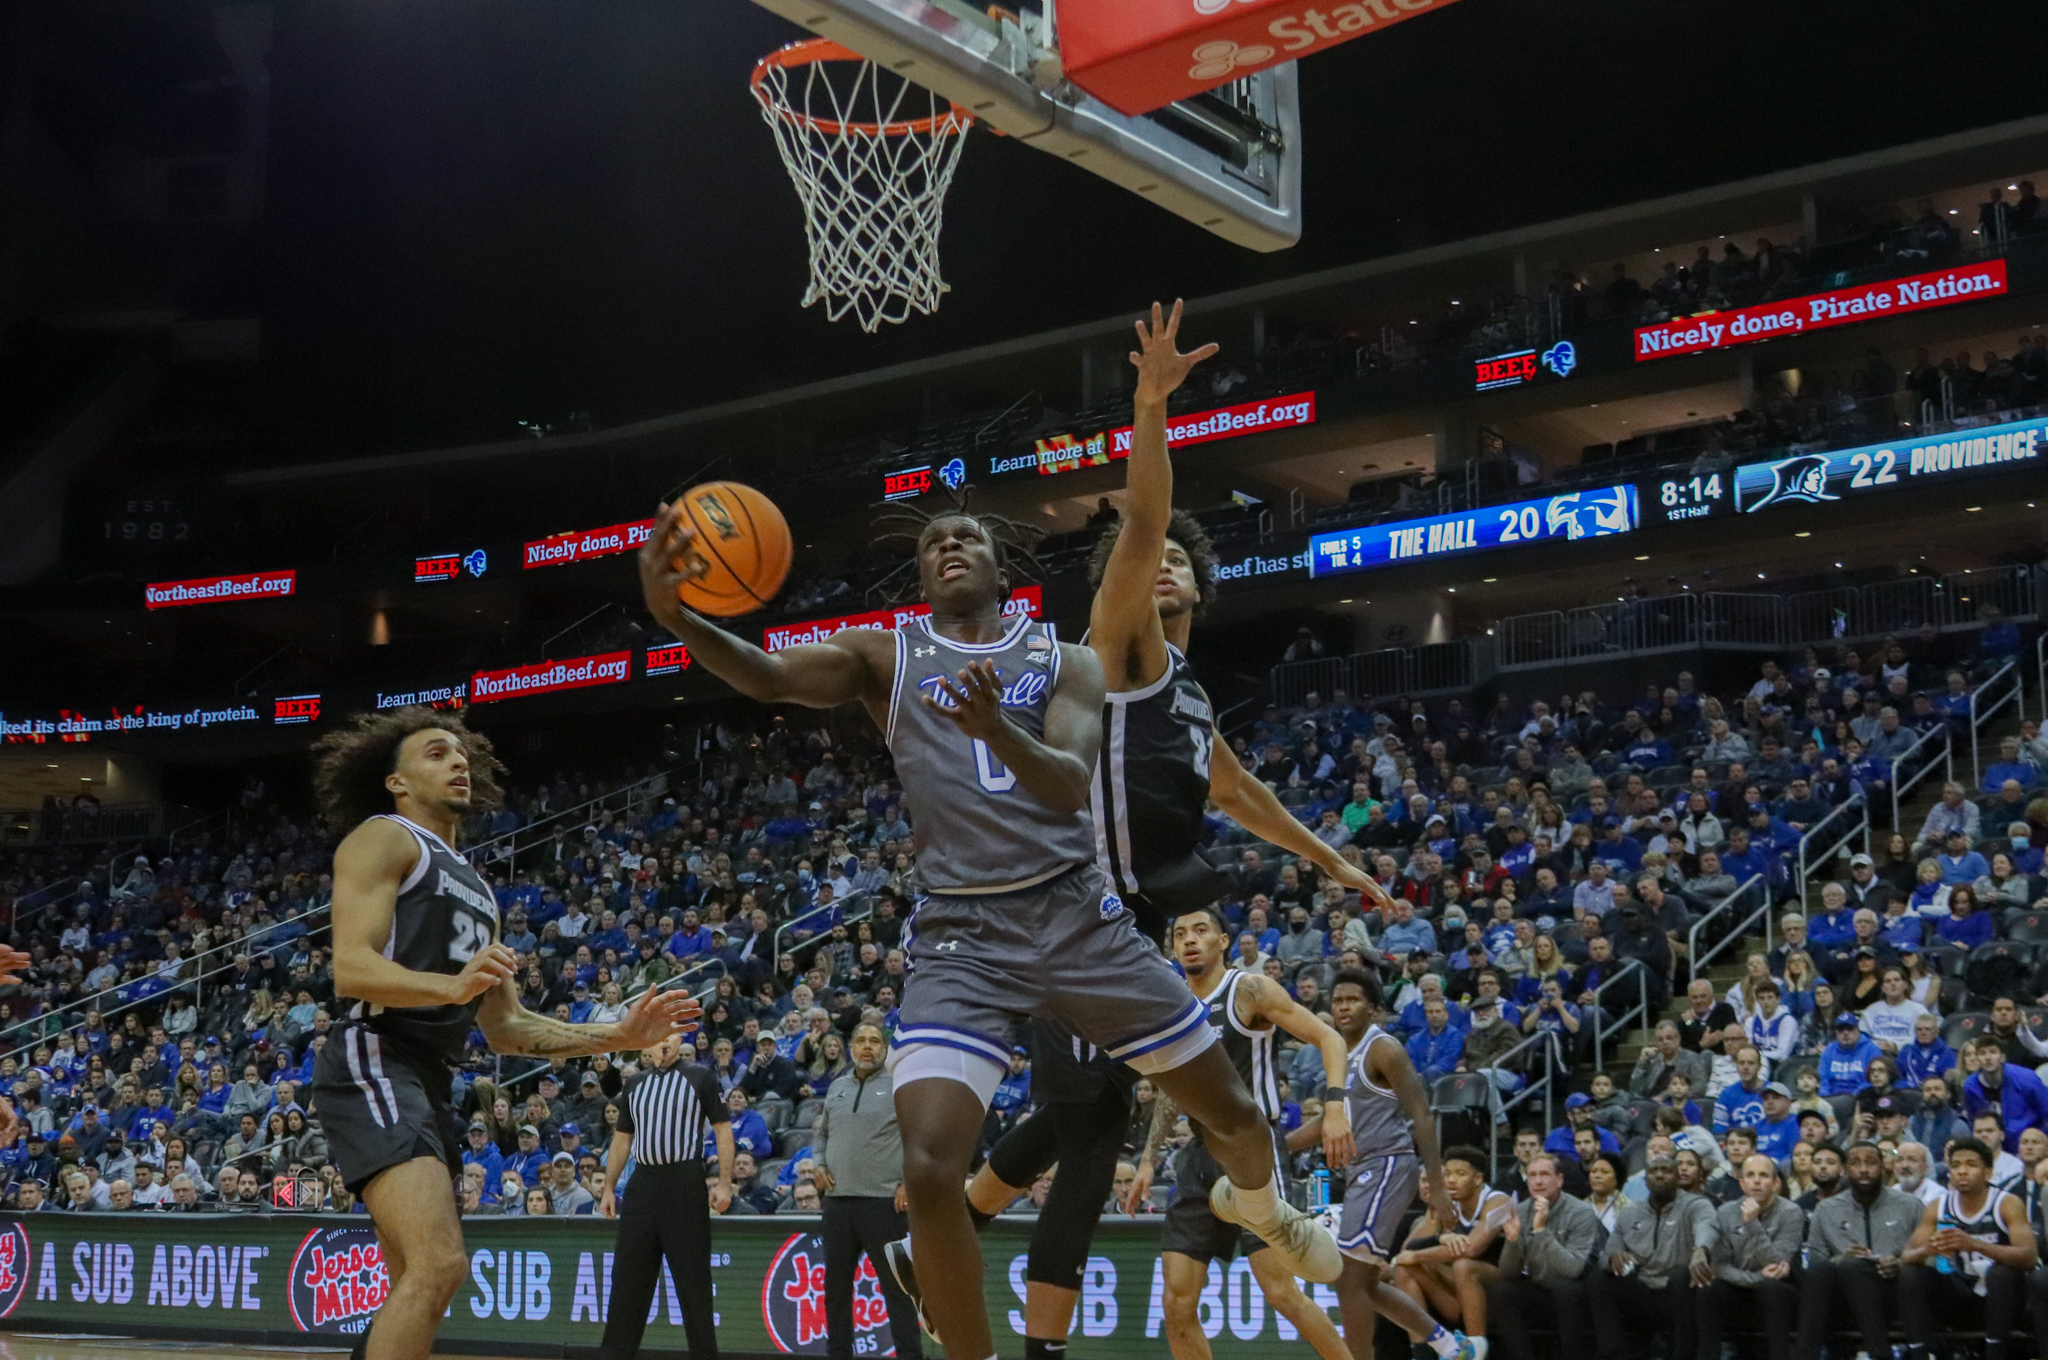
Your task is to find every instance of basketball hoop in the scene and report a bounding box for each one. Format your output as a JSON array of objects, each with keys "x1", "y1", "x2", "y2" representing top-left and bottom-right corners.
[{"x1": 750, "y1": 39, "x2": 975, "y2": 332}]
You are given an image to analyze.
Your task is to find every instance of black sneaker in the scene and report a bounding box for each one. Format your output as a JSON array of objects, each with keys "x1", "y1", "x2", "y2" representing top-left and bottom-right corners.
[{"x1": 882, "y1": 1238, "x2": 940, "y2": 1344}]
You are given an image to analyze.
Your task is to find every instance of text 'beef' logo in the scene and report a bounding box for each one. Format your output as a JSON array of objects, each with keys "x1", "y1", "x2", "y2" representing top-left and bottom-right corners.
[
  {"x1": 0, "y1": 1221, "x2": 30, "y2": 1318},
  {"x1": 761, "y1": 1232, "x2": 896, "y2": 1355},
  {"x1": 289, "y1": 1225, "x2": 390, "y2": 1334},
  {"x1": 1748, "y1": 453, "x2": 1839, "y2": 510}
]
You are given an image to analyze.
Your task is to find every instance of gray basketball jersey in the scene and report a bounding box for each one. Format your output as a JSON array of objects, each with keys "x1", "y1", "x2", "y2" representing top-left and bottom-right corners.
[
  {"x1": 886, "y1": 613, "x2": 1096, "y2": 893},
  {"x1": 1345, "y1": 1024, "x2": 1417, "y2": 1161}
]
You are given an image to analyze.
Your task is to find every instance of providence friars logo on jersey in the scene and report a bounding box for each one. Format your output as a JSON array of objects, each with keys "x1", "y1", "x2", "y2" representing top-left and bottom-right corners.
[
  {"x1": 762, "y1": 1231, "x2": 898, "y2": 1354},
  {"x1": 0, "y1": 1221, "x2": 30, "y2": 1318},
  {"x1": 289, "y1": 1225, "x2": 390, "y2": 1334},
  {"x1": 1748, "y1": 453, "x2": 1840, "y2": 510}
]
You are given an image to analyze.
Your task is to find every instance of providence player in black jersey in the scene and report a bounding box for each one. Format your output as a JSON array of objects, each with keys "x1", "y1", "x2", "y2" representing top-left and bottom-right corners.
[
  {"x1": 888, "y1": 303, "x2": 1392, "y2": 1358},
  {"x1": 313, "y1": 708, "x2": 696, "y2": 1360}
]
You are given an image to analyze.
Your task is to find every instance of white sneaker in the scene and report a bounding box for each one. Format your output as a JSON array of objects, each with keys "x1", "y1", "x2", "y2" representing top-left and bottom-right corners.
[{"x1": 1208, "y1": 1176, "x2": 1342, "y2": 1283}]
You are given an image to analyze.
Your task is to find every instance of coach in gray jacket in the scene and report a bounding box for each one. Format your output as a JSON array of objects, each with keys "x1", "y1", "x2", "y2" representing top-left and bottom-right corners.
[
  {"x1": 1485, "y1": 1154, "x2": 1600, "y2": 1360},
  {"x1": 1795, "y1": 1140, "x2": 1920, "y2": 1360},
  {"x1": 1698, "y1": 1153, "x2": 1807, "y2": 1360},
  {"x1": 813, "y1": 1023, "x2": 923, "y2": 1360},
  {"x1": 1588, "y1": 1153, "x2": 1716, "y2": 1360}
]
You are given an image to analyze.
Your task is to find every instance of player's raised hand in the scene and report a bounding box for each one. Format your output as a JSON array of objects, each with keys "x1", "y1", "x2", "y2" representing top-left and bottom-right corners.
[
  {"x1": 614, "y1": 984, "x2": 703, "y2": 1050},
  {"x1": 0, "y1": 943, "x2": 32, "y2": 989},
  {"x1": 924, "y1": 660, "x2": 1009, "y2": 742},
  {"x1": 637, "y1": 501, "x2": 709, "y2": 629},
  {"x1": 1130, "y1": 299, "x2": 1219, "y2": 406},
  {"x1": 450, "y1": 943, "x2": 519, "y2": 1004}
]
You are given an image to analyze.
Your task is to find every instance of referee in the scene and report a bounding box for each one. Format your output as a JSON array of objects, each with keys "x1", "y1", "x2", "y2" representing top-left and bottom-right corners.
[{"x1": 599, "y1": 1032, "x2": 733, "y2": 1360}]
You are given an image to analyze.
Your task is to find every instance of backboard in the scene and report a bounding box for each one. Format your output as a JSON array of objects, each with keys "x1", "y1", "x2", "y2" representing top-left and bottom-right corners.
[{"x1": 744, "y1": 0, "x2": 1302, "y2": 251}]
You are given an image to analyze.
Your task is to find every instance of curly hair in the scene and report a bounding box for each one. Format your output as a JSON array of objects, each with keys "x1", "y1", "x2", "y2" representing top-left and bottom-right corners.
[
  {"x1": 312, "y1": 706, "x2": 505, "y2": 830},
  {"x1": 1086, "y1": 508, "x2": 1219, "y2": 614}
]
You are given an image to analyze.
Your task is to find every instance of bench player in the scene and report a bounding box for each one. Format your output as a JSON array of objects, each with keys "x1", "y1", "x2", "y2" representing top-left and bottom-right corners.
[
  {"x1": 637, "y1": 480, "x2": 1338, "y2": 1360},
  {"x1": 888, "y1": 301, "x2": 1388, "y2": 1356},
  {"x1": 314, "y1": 709, "x2": 698, "y2": 1360},
  {"x1": 1297, "y1": 969, "x2": 1480, "y2": 1360}
]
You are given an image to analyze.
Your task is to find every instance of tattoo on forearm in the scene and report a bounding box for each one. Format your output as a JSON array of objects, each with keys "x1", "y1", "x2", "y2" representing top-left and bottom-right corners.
[
  {"x1": 505, "y1": 1012, "x2": 622, "y2": 1058},
  {"x1": 1143, "y1": 1092, "x2": 1179, "y2": 1162}
]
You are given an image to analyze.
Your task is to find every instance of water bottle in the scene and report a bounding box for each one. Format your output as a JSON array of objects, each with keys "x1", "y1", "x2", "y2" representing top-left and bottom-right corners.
[
  {"x1": 1932, "y1": 1210, "x2": 1956, "y2": 1273},
  {"x1": 1312, "y1": 1167, "x2": 1331, "y2": 1210}
]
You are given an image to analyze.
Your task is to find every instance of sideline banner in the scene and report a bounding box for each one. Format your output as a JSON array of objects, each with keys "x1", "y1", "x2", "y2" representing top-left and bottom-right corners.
[
  {"x1": 1633, "y1": 259, "x2": 2009, "y2": 361},
  {"x1": 0, "y1": 1212, "x2": 1339, "y2": 1358}
]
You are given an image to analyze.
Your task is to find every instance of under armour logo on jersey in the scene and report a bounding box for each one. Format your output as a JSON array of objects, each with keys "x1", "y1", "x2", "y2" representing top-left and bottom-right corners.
[
  {"x1": 935, "y1": 939, "x2": 961, "y2": 952},
  {"x1": 914, "y1": 646, "x2": 937, "y2": 657},
  {"x1": 1100, "y1": 892, "x2": 1124, "y2": 921}
]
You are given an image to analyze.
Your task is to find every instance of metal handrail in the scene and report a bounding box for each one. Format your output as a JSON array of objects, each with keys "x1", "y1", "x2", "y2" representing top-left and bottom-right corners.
[
  {"x1": 1796, "y1": 792, "x2": 1870, "y2": 911},
  {"x1": 465, "y1": 771, "x2": 672, "y2": 868},
  {"x1": 1464, "y1": 1029, "x2": 1562, "y2": 1171},
  {"x1": 1968, "y1": 658, "x2": 2024, "y2": 792},
  {"x1": 1688, "y1": 873, "x2": 1768, "y2": 984},
  {"x1": 1589, "y1": 957, "x2": 1652, "y2": 1070},
  {"x1": 1889, "y1": 723, "x2": 1954, "y2": 836}
]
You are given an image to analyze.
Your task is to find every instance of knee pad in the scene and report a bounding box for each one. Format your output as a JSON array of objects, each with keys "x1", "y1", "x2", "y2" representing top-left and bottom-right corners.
[{"x1": 888, "y1": 1040, "x2": 1004, "y2": 1108}]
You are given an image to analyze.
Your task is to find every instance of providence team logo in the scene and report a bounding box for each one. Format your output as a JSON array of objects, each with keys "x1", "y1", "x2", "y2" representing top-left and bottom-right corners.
[
  {"x1": 1747, "y1": 452, "x2": 1840, "y2": 510},
  {"x1": 761, "y1": 1231, "x2": 898, "y2": 1355},
  {"x1": 289, "y1": 1225, "x2": 391, "y2": 1335}
]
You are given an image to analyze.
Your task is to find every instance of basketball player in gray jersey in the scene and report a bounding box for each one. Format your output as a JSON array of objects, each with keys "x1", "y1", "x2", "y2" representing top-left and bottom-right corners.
[
  {"x1": 640, "y1": 488, "x2": 1337, "y2": 1360},
  {"x1": 316, "y1": 708, "x2": 696, "y2": 1360},
  {"x1": 1297, "y1": 969, "x2": 1480, "y2": 1360}
]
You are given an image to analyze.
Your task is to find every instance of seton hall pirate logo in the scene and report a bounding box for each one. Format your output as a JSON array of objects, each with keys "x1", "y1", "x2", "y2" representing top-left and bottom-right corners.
[
  {"x1": 1748, "y1": 453, "x2": 1840, "y2": 510},
  {"x1": 0, "y1": 1221, "x2": 30, "y2": 1319},
  {"x1": 288, "y1": 1225, "x2": 390, "y2": 1334},
  {"x1": 761, "y1": 1231, "x2": 898, "y2": 1355}
]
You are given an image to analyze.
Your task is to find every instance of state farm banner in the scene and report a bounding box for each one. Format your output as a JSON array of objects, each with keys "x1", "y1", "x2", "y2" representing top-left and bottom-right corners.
[
  {"x1": 469, "y1": 651, "x2": 632, "y2": 704},
  {"x1": 763, "y1": 585, "x2": 1043, "y2": 653},
  {"x1": 1634, "y1": 260, "x2": 2009, "y2": 361},
  {"x1": 1058, "y1": 0, "x2": 1461, "y2": 115},
  {"x1": 144, "y1": 569, "x2": 296, "y2": 610},
  {"x1": 523, "y1": 519, "x2": 655, "y2": 570},
  {"x1": 0, "y1": 1212, "x2": 1334, "y2": 1357}
]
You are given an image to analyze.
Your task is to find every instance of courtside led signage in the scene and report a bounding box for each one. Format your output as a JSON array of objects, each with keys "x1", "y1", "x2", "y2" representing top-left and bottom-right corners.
[
  {"x1": 470, "y1": 652, "x2": 633, "y2": 703},
  {"x1": 984, "y1": 393, "x2": 1315, "y2": 478},
  {"x1": 1735, "y1": 412, "x2": 2045, "y2": 513},
  {"x1": 523, "y1": 520, "x2": 654, "y2": 570},
  {"x1": 1634, "y1": 260, "x2": 2008, "y2": 361},
  {"x1": 1308, "y1": 486, "x2": 1639, "y2": 578},
  {"x1": 144, "y1": 569, "x2": 296, "y2": 609},
  {"x1": 763, "y1": 585, "x2": 1044, "y2": 653}
]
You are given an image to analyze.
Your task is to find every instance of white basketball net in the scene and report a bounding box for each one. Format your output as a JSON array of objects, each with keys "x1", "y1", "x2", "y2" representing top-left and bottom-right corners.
[{"x1": 751, "y1": 44, "x2": 973, "y2": 332}]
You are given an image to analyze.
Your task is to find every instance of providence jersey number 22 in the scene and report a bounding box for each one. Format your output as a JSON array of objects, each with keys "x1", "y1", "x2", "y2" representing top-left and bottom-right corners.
[{"x1": 348, "y1": 813, "x2": 500, "y2": 1065}]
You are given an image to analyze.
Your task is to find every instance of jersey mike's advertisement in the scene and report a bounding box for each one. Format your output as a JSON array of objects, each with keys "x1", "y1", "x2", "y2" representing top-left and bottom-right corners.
[
  {"x1": 0, "y1": 1214, "x2": 1333, "y2": 1358},
  {"x1": 143, "y1": 569, "x2": 297, "y2": 610},
  {"x1": 1632, "y1": 259, "x2": 2009, "y2": 361},
  {"x1": 761, "y1": 584, "x2": 1044, "y2": 653},
  {"x1": 469, "y1": 651, "x2": 633, "y2": 704}
]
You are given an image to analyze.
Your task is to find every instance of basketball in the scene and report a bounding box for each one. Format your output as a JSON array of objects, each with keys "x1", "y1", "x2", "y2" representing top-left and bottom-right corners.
[{"x1": 671, "y1": 481, "x2": 792, "y2": 617}]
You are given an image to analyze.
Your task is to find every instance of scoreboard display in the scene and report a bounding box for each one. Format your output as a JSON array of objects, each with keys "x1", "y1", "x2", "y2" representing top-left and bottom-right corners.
[
  {"x1": 1309, "y1": 485, "x2": 1638, "y2": 578},
  {"x1": 1732, "y1": 414, "x2": 2043, "y2": 513}
]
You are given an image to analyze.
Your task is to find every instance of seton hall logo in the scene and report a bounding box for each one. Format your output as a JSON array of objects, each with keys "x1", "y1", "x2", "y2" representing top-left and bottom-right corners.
[
  {"x1": 0, "y1": 1221, "x2": 30, "y2": 1318},
  {"x1": 289, "y1": 1226, "x2": 390, "y2": 1334},
  {"x1": 761, "y1": 1232, "x2": 897, "y2": 1355}
]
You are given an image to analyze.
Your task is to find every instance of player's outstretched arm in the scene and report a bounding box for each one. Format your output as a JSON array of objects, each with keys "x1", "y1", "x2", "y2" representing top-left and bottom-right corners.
[
  {"x1": 1238, "y1": 973, "x2": 1354, "y2": 1168},
  {"x1": 638, "y1": 501, "x2": 885, "y2": 710},
  {"x1": 1088, "y1": 300, "x2": 1217, "y2": 691},
  {"x1": 332, "y1": 819, "x2": 517, "y2": 1010},
  {"x1": 925, "y1": 643, "x2": 1104, "y2": 814},
  {"x1": 1368, "y1": 1031, "x2": 1458, "y2": 1230},
  {"x1": 477, "y1": 975, "x2": 699, "y2": 1059},
  {"x1": 1208, "y1": 740, "x2": 1386, "y2": 905}
]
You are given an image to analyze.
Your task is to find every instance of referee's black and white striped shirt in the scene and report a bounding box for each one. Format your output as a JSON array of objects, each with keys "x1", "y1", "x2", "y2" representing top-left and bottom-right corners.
[{"x1": 617, "y1": 1062, "x2": 727, "y2": 1166}]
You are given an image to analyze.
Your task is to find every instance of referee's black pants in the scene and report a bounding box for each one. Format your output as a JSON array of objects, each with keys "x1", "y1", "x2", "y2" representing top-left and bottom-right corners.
[
  {"x1": 823, "y1": 1195, "x2": 923, "y2": 1360},
  {"x1": 601, "y1": 1161, "x2": 718, "y2": 1360}
]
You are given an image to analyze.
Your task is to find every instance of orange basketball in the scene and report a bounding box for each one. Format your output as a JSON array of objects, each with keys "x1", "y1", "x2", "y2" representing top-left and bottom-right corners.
[{"x1": 672, "y1": 481, "x2": 792, "y2": 617}]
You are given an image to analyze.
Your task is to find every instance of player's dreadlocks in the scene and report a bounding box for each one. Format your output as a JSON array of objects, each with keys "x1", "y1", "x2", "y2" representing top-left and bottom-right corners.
[
  {"x1": 312, "y1": 706, "x2": 505, "y2": 831},
  {"x1": 871, "y1": 484, "x2": 1045, "y2": 606},
  {"x1": 1086, "y1": 507, "x2": 1219, "y2": 615}
]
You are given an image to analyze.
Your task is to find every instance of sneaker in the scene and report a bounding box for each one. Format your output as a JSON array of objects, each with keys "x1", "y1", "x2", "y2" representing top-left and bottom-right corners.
[
  {"x1": 1208, "y1": 1176, "x2": 1342, "y2": 1283},
  {"x1": 1456, "y1": 1333, "x2": 1487, "y2": 1360},
  {"x1": 882, "y1": 1238, "x2": 940, "y2": 1345}
]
